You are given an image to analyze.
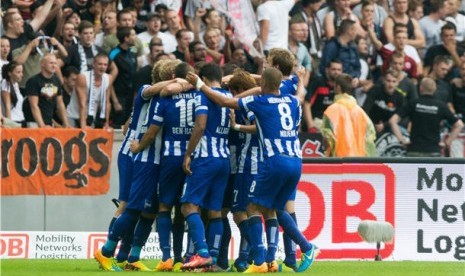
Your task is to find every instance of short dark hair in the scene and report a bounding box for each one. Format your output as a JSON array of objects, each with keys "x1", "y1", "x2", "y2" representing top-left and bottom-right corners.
[
  {"x1": 176, "y1": 29, "x2": 189, "y2": 40},
  {"x1": 116, "y1": 27, "x2": 132, "y2": 43},
  {"x1": 174, "y1": 62, "x2": 194, "y2": 78},
  {"x1": 78, "y1": 20, "x2": 94, "y2": 33},
  {"x1": 327, "y1": 58, "x2": 343, "y2": 68},
  {"x1": 337, "y1": 19, "x2": 355, "y2": 36},
  {"x1": 62, "y1": 66, "x2": 80, "y2": 78},
  {"x1": 199, "y1": 63, "x2": 223, "y2": 83},
  {"x1": 117, "y1": 8, "x2": 132, "y2": 22},
  {"x1": 429, "y1": 0, "x2": 445, "y2": 13},
  {"x1": 433, "y1": 55, "x2": 449, "y2": 66},
  {"x1": 441, "y1": 22, "x2": 457, "y2": 34},
  {"x1": 189, "y1": 41, "x2": 204, "y2": 53},
  {"x1": 301, "y1": 0, "x2": 323, "y2": 7}
]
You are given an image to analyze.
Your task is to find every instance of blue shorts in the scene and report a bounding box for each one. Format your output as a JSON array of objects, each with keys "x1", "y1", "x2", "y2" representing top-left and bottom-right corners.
[
  {"x1": 249, "y1": 155, "x2": 302, "y2": 210},
  {"x1": 117, "y1": 152, "x2": 133, "y2": 202},
  {"x1": 127, "y1": 161, "x2": 159, "y2": 214},
  {"x1": 231, "y1": 172, "x2": 254, "y2": 213},
  {"x1": 158, "y1": 156, "x2": 185, "y2": 206},
  {"x1": 181, "y1": 157, "x2": 230, "y2": 211}
]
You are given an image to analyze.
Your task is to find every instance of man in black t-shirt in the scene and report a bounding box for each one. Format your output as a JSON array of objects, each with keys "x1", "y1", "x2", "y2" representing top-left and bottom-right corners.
[
  {"x1": 24, "y1": 53, "x2": 69, "y2": 128},
  {"x1": 303, "y1": 59, "x2": 342, "y2": 132},
  {"x1": 390, "y1": 77, "x2": 464, "y2": 157},
  {"x1": 451, "y1": 62, "x2": 465, "y2": 120}
]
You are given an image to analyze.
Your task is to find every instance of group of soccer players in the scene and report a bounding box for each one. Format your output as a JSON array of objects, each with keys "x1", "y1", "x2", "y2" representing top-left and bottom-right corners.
[{"x1": 94, "y1": 48, "x2": 318, "y2": 273}]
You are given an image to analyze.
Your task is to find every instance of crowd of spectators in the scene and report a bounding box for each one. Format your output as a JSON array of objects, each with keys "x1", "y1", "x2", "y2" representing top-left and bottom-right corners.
[{"x1": 1, "y1": 0, "x2": 464, "y2": 156}]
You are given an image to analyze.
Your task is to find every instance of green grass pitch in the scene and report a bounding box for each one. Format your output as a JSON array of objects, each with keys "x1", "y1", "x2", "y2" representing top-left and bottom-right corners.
[{"x1": 1, "y1": 259, "x2": 464, "y2": 276}]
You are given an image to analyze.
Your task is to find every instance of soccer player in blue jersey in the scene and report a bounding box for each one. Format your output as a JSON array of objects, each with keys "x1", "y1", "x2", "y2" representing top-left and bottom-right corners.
[
  {"x1": 94, "y1": 60, "x2": 175, "y2": 272},
  {"x1": 186, "y1": 66, "x2": 317, "y2": 273},
  {"x1": 180, "y1": 63, "x2": 232, "y2": 271},
  {"x1": 130, "y1": 62, "x2": 197, "y2": 271}
]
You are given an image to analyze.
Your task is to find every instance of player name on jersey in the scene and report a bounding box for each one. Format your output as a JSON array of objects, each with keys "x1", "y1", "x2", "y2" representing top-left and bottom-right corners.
[{"x1": 280, "y1": 130, "x2": 297, "y2": 137}]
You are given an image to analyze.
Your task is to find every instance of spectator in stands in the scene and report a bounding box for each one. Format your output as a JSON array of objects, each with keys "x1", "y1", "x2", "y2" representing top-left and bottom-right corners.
[
  {"x1": 13, "y1": 36, "x2": 68, "y2": 95},
  {"x1": 363, "y1": 69, "x2": 405, "y2": 135},
  {"x1": 451, "y1": 62, "x2": 465, "y2": 120},
  {"x1": 424, "y1": 23, "x2": 463, "y2": 75},
  {"x1": 288, "y1": 18, "x2": 312, "y2": 87},
  {"x1": 137, "y1": 13, "x2": 169, "y2": 54},
  {"x1": 319, "y1": 19, "x2": 361, "y2": 82},
  {"x1": 445, "y1": 0, "x2": 465, "y2": 41},
  {"x1": 428, "y1": 55, "x2": 454, "y2": 111},
  {"x1": 353, "y1": 0, "x2": 387, "y2": 27},
  {"x1": 75, "y1": 53, "x2": 112, "y2": 128},
  {"x1": 229, "y1": 48, "x2": 263, "y2": 74},
  {"x1": 24, "y1": 53, "x2": 69, "y2": 128},
  {"x1": 130, "y1": 0, "x2": 151, "y2": 34},
  {"x1": 353, "y1": 36, "x2": 374, "y2": 106},
  {"x1": 321, "y1": 73, "x2": 377, "y2": 157},
  {"x1": 304, "y1": 59, "x2": 342, "y2": 131},
  {"x1": 172, "y1": 29, "x2": 192, "y2": 62},
  {"x1": 291, "y1": 0, "x2": 324, "y2": 70},
  {"x1": 109, "y1": 27, "x2": 138, "y2": 128},
  {"x1": 102, "y1": 8, "x2": 144, "y2": 57},
  {"x1": 95, "y1": 9, "x2": 117, "y2": 47},
  {"x1": 257, "y1": 0, "x2": 297, "y2": 54},
  {"x1": 368, "y1": 23, "x2": 421, "y2": 79},
  {"x1": 389, "y1": 77, "x2": 464, "y2": 157},
  {"x1": 63, "y1": 0, "x2": 95, "y2": 23},
  {"x1": 419, "y1": 0, "x2": 447, "y2": 53},
  {"x1": 2, "y1": 0, "x2": 55, "y2": 56},
  {"x1": 0, "y1": 38, "x2": 10, "y2": 79},
  {"x1": 56, "y1": 22, "x2": 79, "y2": 48},
  {"x1": 202, "y1": 27, "x2": 225, "y2": 65},
  {"x1": 383, "y1": 0, "x2": 425, "y2": 50},
  {"x1": 188, "y1": 41, "x2": 207, "y2": 65},
  {"x1": 58, "y1": 66, "x2": 80, "y2": 127},
  {"x1": 388, "y1": 52, "x2": 419, "y2": 102},
  {"x1": 324, "y1": 0, "x2": 365, "y2": 39},
  {"x1": 137, "y1": 36, "x2": 164, "y2": 70},
  {"x1": 162, "y1": 9, "x2": 185, "y2": 53},
  {"x1": 358, "y1": 0, "x2": 384, "y2": 62},
  {"x1": 64, "y1": 21, "x2": 105, "y2": 73},
  {"x1": 184, "y1": 0, "x2": 215, "y2": 32},
  {"x1": 1, "y1": 61, "x2": 24, "y2": 126},
  {"x1": 408, "y1": 0, "x2": 424, "y2": 21}
]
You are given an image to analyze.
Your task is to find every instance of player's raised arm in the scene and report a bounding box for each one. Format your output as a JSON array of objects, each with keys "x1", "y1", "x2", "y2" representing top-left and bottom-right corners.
[
  {"x1": 295, "y1": 67, "x2": 306, "y2": 105},
  {"x1": 186, "y1": 72, "x2": 240, "y2": 109}
]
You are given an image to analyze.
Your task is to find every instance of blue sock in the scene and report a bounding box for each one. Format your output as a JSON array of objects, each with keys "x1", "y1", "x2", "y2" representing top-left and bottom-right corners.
[
  {"x1": 185, "y1": 213, "x2": 209, "y2": 257},
  {"x1": 157, "y1": 211, "x2": 172, "y2": 261},
  {"x1": 128, "y1": 216, "x2": 154, "y2": 263},
  {"x1": 207, "y1": 217, "x2": 223, "y2": 261},
  {"x1": 103, "y1": 209, "x2": 140, "y2": 257},
  {"x1": 108, "y1": 217, "x2": 117, "y2": 232},
  {"x1": 217, "y1": 218, "x2": 230, "y2": 269},
  {"x1": 265, "y1": 218, "x2": 279, "y2": 263},
  {"x1": 247, "y1": 216, "x2": 265, "y2": 266},
  {"x1": 237, "y1": 220, "x2": 250, "y2": 263},
  {"x1": 277, "y1": 211, "x2": 311, "y2": 253},
  {"x1": 116, "y1": 235, "x2": 132, "y2": 262},
  {"x1": 172, "y1": 221, "x2": 184, "y2": 263},
  {"x1": 283, "y1": 212, "x2": 297, "y2": 266}
]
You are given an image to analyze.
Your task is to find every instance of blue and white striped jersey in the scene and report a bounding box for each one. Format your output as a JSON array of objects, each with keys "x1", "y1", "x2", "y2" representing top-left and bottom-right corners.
[
  {"x1": 280, "y1": 74, "x2": 298, "y2": 96},
  {"x1": 236, "y1": 109, "x2": 260, "y2": 175},
  {"x1": 238, "y1": 94, "x2": 302, "y2": 159},
  {"x1": 193, "y1": 87, "x2": 232, "y2": 159},
  {"x1": 228, "y1": 111, "x2": 246, "y2": 174},
  {"x1": 119, "y1": 85, "x2": 153, "y2": 157},
  {"x1": 132, "y1": 95, "x2": 162, "y2": 164},
  {"x1": 151, "y1": 90, "x2": 197, "y2": 157}
]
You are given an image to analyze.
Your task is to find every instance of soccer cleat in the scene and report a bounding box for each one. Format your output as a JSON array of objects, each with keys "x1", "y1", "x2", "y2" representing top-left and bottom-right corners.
[
  {"x1": 94, "y1": 249, "x2": 122, "y2": 271},
  {"x1": 173, "y1": 262, "x2": 183, "y2": 272},
  {"x1": 154, "y1": 258, "x2": 174, "y2": 272},
  {"x1": 181, "y1": 254, "x2": 213, "y2": 270},
  {"x1": 268, "y1": 260, "x2": 278, "y2": 272},
  {"x1": 230, "y1": 261, "x2": 248, "y2": 272},
  {"x1": 243, "y1": 262, "x2": 268, "y2": 273},
  {"x1": 124, "y1": 260, "x2": 152, "y2": 271},
  {"x1": 296, "y1": 244, "x2": 316, "y2": 272},
  {"x1": 116, "y1": 260, "x2": 128, "y2": 269},
  {"x1": 279, "y1": 263, "x2": 297, "y2": 272}
]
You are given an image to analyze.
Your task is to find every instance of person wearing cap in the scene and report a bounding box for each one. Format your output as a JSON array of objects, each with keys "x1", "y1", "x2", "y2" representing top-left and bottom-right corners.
[{"x1": 137, "y1": 12, "x2": 169, "y2": 54}]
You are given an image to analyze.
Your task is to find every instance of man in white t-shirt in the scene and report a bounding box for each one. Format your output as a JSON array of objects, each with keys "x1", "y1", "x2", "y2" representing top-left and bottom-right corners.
[
  {"x1": 257, "y1": 0, "x2": 298, "y2": 53},
  {"x1": 137, "y1": 13, "x2": 170, "y2": 54}
]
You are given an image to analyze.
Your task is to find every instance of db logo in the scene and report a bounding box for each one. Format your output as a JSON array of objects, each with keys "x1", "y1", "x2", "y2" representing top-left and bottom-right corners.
[
  {"x1": 0, "y1": 234, "x2": 29, "y2": 258},
  {"x1": 297, "y1": 163, "x2": 395, "y2": 259},
  {"x1": 87, "y1": 233, "x2": 121, "y2": 258}
]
